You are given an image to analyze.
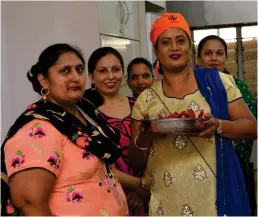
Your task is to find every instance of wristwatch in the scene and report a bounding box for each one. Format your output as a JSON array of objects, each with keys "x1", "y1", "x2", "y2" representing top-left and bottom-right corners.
[{"x1": 216, "y1": 119, "x2": 223, "y2": 134}]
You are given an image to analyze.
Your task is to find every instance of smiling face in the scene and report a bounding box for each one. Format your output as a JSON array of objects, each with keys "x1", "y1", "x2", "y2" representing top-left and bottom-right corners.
[
  {"x1": 198, "y1": 39, "x2": 227, "y2": 71},
  {"x1": 155, "y1": 27, "x2": 191, "y2": 72},
  {"x1": 38, "y1": 52, "x2": 86, "y2": 106},
  {"x1": 127, "y1": 63, "x2": 154, "y2": 97},
  {"x1": 89, "y1": 53, "x2": 124, "y2": 96}
]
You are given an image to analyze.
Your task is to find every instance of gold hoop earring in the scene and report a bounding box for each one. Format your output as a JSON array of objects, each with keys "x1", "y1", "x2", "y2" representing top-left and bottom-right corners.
[
  {"x1": 91, "y1": 83, "x2": 96, "y2": 90},
  {"x1": 40, "y1": 88, "x2": 49, "y2": 103}
]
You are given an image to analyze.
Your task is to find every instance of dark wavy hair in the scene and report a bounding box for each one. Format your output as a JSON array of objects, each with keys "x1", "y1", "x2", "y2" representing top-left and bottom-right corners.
[
  {"x1": 83, "y1": 47, "x2": 124, "y2": 107},
  {"x1": 27, "y1": 43, "x2": 85, "y2": 94}
]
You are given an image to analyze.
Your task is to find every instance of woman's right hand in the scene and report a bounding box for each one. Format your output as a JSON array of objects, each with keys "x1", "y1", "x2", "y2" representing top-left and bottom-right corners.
[
  {"x1": 127, "y1": 191, "x2": 145, "y2": 211},
  {"x1": 135, "y1": 187, "x2": 151, "y2": 200}
]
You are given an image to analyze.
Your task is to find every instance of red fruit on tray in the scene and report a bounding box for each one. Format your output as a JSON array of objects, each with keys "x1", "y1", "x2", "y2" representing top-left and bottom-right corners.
[
  {"x1": 177, "y1": 111, "x2": 184, "y2": 118},
  {"x1": 185, "y1": 109, "x2": 196, "y2": 118},
  {"x1": 181, "y1": 111, "x2": 187, "y2": 117},
  {"x1": 171, "y1": 112, "x2": 179, "y2": 118},
  {"x1": 156, "y1": 109, "x2": 205, "y2": 120},
  {"x1": 198, "y1": 109, "x2": 204, "y2": 118}
]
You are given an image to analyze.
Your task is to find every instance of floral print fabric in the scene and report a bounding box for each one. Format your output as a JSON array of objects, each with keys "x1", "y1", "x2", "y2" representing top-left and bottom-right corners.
[
  {"x1": 132, "y1": 72, "x2": 242, "y2": 216},
  {"x1": 4, "y1": 120, "x2": 128, "y2": 216},
  {"x1": 5, "y1": 120, "x2": 63, "y2": 178},
  {"x1": 233, "y1": 77, "x2": 257, "y2": 163}
]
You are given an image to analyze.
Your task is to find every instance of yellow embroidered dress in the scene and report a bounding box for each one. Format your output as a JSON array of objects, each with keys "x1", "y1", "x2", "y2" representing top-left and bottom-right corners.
[{"x1": 132, "y1": 72, "x2": 242, "y2": 216}]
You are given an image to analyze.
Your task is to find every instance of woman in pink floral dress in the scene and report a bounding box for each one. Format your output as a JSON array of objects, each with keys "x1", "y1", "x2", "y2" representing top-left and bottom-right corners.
[{"x1": 1, "y1": 44, "x2": 128, "y2": 216}]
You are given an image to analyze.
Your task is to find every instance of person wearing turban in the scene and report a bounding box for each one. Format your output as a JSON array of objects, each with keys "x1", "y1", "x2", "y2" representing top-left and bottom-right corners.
[{"x1": 128, "y1": 13, "x2": 256, "y2": 216}]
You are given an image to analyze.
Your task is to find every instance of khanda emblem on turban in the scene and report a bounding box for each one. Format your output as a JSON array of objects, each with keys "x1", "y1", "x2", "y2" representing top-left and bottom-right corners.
[{"x1": 168, "y1": 15, "x2": 177, "y2": 21}]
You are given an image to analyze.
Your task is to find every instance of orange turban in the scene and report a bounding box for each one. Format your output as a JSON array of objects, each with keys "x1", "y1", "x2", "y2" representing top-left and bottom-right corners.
[{"x1": 150, "y1": 13, "x2": 191, "y2": 45}]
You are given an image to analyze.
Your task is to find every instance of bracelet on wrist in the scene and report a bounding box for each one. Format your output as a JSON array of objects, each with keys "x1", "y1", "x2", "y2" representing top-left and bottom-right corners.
[
  {"x1": 134, "y1": 135, "x2": 149, "y2": 151},
  {"x1": 216, "y1": 119, "x2": 223, "y2": 134},
  {"x1": 140, "y1": 177, "x2": 149, "y2": 189}
]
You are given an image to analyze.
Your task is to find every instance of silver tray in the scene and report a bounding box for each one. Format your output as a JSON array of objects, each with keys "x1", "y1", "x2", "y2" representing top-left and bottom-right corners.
[{"x1": 142, "y1": 118, "x2": 207, "y2": 134}]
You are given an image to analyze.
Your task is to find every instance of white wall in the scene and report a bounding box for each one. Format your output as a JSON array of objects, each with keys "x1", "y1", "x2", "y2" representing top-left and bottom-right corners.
[
  {"x1": 1, "y1": 1, "x2": 101, "y2": 141},
  {"x1": 166, "y1": 1, "x2": 257, "y2": 28}
]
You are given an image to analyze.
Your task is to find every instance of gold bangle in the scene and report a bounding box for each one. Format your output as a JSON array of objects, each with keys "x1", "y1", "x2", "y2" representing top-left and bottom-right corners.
[
  {"x1": 140, "y1": 177, "x2": 148, "y2": 189},
  {"x1": 134, "y1": 136, "x2": 149, "y2": 151}
]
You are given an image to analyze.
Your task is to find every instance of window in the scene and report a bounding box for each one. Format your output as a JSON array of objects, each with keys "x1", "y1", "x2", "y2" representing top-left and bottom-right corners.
[
  {"x1": 242, "y1": 25, "x2": 257, "y2": 97},
  {"x1": 219, "y1": 27, "x2": 237, "y2": 43},
  {"x1": 193, "y1": 29, "x2": 217, "y2": 44},
  {"x1": 193, "y1": 27, "x2": 237, "y2": 43},
  {"x1": 242, "y1": 26, "x2": 258, "y2": 38}
]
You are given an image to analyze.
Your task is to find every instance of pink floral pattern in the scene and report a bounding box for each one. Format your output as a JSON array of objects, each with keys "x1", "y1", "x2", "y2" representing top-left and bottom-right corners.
[
  {"x1": 26, "y1": 103, "x2": 37, "y2": 110},
  {"x1": 47, "y1": 152, "x2": 61, "y2": 169},
  {"x1": 4, "y1": 119, "x2": 128, "y2": 215},
  {"x1": 6, "y1": 200, "x2": 15, "y2": 214},
  {"x1": 66, "y1": 187, "x2": 83, "y2": 203},
  {"x1": 72, "y1": 132, "x2": 92, "y2": 149},
  {"x1": 28, "y1": 123, "x2": 46, "y2": 139},
  {"x1": 11, "y1": 150, "x2": 25, "y2": 168}
]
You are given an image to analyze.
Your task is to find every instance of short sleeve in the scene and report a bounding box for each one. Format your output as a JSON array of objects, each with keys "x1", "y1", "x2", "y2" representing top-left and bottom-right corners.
[
  {"x1": 4, "y1": 120, "x2": 64, "y2": 178},
  {"x1": 234, "y1": 78, "x2": 257, "y2": 118},
  {"x1": 219, "y1": 72, "x2": 242, "y2": 103},
  {"x1": 131, "y1": 90, "x2": 148, "y2": 120}
]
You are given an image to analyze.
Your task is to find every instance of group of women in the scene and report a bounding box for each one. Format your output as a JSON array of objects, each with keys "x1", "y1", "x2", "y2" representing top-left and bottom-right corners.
[{"x1": 1, "y1": 12, "x2": 257, "y2": 216}]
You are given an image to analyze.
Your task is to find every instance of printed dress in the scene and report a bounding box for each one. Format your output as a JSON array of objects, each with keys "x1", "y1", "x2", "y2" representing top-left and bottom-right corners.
[
  {"x1": 233, "y1": 77, "x2": 257, "y2": 163},
  {"x1": 132, "y1": 72, "x2": 242, "y2": 216},
  {"x1": 101, "y1": 97, "x2": 149, "y2": 216},
  {"x1": 4, "y1": 119, "x2": 128, "y2": 216}
]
